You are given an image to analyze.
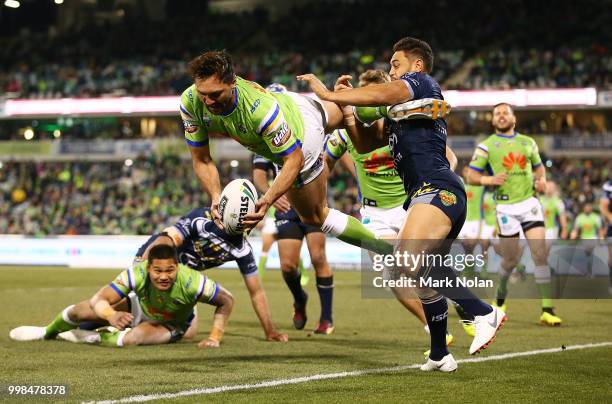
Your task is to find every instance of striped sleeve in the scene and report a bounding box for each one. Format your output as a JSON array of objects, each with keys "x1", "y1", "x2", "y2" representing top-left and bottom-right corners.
[
  {"x1": 110, "y1": 266, "x2": 137, "y2": 298},
  {"x1": 181, "y1": 87, "x2": 209, "y2": 148},
  {"x1": 194, "y1": 273, "x2": 219, "y2": 304},
  {"x1": 325, "y1": 129, "x2": 348, "y2": 160},
  {"x1": 258, "y1": 102, "x2": 300, "y2": 157},
  {"x1": 469, "y1": 142, "x2": 489, "y2": 172}
]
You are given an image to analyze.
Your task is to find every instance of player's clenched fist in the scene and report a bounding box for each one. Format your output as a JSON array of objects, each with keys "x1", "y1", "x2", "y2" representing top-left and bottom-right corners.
[{"x1": 108, "y1": 312, "x2": 134, "y2": 330}]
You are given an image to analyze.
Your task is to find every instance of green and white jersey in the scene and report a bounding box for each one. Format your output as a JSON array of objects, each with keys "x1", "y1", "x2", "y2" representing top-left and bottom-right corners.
[
  {"x1": 540, "y1": 195, "x2": 565, "y2": 229},
  {"x1": 482, "y1": 190, "x2": 497, "y2": 226},
  {"x1": 325, "y1": 129, "x2": 405, "y2": 208},
  {"x1": 465, "y1": 184, "x2": 484, "y2": 222},
  {"x1": 180, "y1": 76, "x2": 305, "y2": 166},
  {"x1": 110, "y1": 261, "x2": 218, "y2": 329},
  {"x1": 469, "y1": 133, "x2": 542, "y2": 205},
  {"x1": 574, "y1": 213, "x2": 602, "y2": 239}
]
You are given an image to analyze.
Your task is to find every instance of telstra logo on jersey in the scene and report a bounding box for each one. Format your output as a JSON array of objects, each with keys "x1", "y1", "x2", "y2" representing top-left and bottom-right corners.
[{"x1": 502, "y1": 152, "x2": 527, "y2": 170}]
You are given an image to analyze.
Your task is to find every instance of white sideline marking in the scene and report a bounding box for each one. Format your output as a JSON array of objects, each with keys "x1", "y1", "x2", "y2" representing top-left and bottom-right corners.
[{"x1": 88, "y1": 342, "x2": 612, "y2": 404}]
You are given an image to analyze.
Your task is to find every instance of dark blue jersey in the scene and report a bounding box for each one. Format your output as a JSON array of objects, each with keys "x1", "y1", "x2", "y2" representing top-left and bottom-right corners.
[
  {"x1": 135, "y1": 208, "x2": 257, "y2": 276},
  {"x1": 386, "y1": 72, "x2": 464, "y2": 202},
  {"x1": 252, "y1": 154, "x2": 300, "y2": 221}
]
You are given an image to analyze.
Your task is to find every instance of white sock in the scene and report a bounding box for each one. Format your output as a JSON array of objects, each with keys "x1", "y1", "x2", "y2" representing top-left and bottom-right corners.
[
  {"x1": 62, "y1": 305, "x2": 78, "y2": 326},
  {"x1": 321, "y1": 209, "x2": 349, "y2": 236}
]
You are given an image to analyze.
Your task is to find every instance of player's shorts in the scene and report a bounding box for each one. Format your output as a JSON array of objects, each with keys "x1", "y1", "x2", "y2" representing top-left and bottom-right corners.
[
  {"x1": 261, "y1": 216, "x2": 278, "y2": 235},
  {"x1": 360, "y1": 204, "x2": 407, "y2": 238},
  {"x1": 127, "y1": 292, "x2": 193, "y2": 343},
  {"x1": 480, "y1": 223, "x2": 497, "y2": 240},
  {"x1": 545, "y1": 227, "x2": 559, "y2": 239},
  {"x1": 407, "y1": 184, "x2": 467, "y2": 244},
  {"x1": 495, "y1": 197, "x2": 544, "y2": 237},
  {"x1": 459, "y1": 220, "x2": 480, "y2": 240},
  {"x1": 606, "y1": 224, "x2": 612, "y2": 239},
  {"x1": 287, "y1": 93, "x2": 327, "y2": 188},
  {"x1": 276, "y1": 218, "x2": 322, "y2": 240}
]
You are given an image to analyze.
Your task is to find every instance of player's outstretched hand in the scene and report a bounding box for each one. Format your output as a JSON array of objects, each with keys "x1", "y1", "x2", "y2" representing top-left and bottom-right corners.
[
  {"x1": 243, "y1": 198, "x2": 270, "y2": 231},
  {"x1": 334, "y1": 75, "x2": 353, "y2": 91},
  {"x1": 273, "y1": 195, "x2": 291, "y2": 213},
  {"x1": 266, "y1": 330, "x2": 289, "y2": 342},
  {"x1": 198, "y1": 338, "x2": 220, "y2": 348},
  {"x1": 108, "y1": 312, "x2": 134, "y2": 330},
  {"x1": 296, "y1": 73, "x2": 332, "y2": 101},
  {"x1": 211, "y1": 197, "x2": 224, "y2": 229}
]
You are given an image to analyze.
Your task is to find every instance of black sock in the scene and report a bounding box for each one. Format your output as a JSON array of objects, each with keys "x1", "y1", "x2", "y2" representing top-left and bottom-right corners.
[
  {"x1": 423, "y1": 264, "x2": 492, "y2": 317},
  {"x1": 421, "y1": 295, "x2": 449, "y2": 361},
  {"x1": 316, "y1": 276, "x2": 334, "y2": 323},
  {"x1": 282, "y1": 270, "x2": 306, "y2": 307},
  {"x1": 542, "y1": 307, "x2": 555, "y2": 315},
  {"x1": 496, "y1": 298, "x2": 506, "y2": 307}
]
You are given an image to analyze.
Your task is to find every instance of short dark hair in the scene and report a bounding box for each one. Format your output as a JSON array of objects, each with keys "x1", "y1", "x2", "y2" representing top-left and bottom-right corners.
[
  {"x1": 147, "y1": 244, "x2": 178, "y2": 264},
  {"x1": 188, "y1": 50, "x2": 235, "y2": 83},
  {"x1": 392, "y1": 37, "x2": 434, "y2": 74},
  {"x1": 358, "y1": 69, "x2": 390, "y2": 86},
  {"x1": 493, "y1": 103, "x2": 515, "y2": 114}
]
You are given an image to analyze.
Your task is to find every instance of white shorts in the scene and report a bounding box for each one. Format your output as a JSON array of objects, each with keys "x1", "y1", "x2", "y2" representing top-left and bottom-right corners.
[
  {"x1": 261, "y1": 216, "x2": 278, "y2": 235},
  {"x1": 287, "y1": 93, "x2": 327, "y2": 188},
  {"x1": 459, "y1": 220, "x2": 480, "y2": 239},
  {"x1": 480, "y1": 223, "x2": 497, "y2": 239},
  {"x1": 360, "y1": 204, "x2": 407, "y2": 238},
  {"x1": 496, "y1": 197, "x2": 544, "y2": 237},
  {"x1": 545, "y1": 227, "x2": 558, "y2": 239}
]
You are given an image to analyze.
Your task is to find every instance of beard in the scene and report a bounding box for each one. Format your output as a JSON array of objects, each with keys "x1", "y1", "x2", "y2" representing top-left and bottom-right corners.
[{"x1": 494, "y1": 121, "x2": 514, "y2": 133}]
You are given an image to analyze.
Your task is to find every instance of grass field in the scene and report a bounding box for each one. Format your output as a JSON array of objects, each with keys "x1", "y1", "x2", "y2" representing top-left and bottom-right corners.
[{"x1": 1, "y1": 266, "x2": 611, "y2": 403}]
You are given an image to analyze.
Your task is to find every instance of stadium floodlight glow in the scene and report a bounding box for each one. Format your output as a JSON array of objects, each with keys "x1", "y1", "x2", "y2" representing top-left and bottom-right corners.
[
  {"x1": 124, "y1": 159, "x2": 133, "y2": 167},
  {"x1": 4, "y1": 0, "x2": 20, "y2": 8},
  {"x1": 23, "y1": 128, "x2": 34, "y2": 140},
  {"x1": 230, "y1": 160, "x2": 239, "y2": 168},
  {"x1": 53, "y1": 129, "x2": 61, "y2": 138},
  {"x1": 54, "y1": 0, "x2": 64, "y2": 4},
  {"x1": 0, "y1": 162, "x2": 3, "y2": 169}
]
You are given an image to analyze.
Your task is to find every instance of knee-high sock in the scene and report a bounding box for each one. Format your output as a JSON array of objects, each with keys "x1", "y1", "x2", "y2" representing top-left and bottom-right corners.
[
  {"x1": 45, "y1": 305, "x2": 78, "y2": 338},
  {"x1": 421, "y1": 295, "x2": 449, "y2": 361},
  {"x1": 534, "y1": 265, "x2": 553, "y2": 309},
  {"x1": 316, "y1": 276, "x2": 334, "y2": 323},
  {"x1": 321, "y1": 209, "x2": 393, "y2": 255},
  {"x1": 282, "y1": 270, "x2": 307, "y2": 307}
]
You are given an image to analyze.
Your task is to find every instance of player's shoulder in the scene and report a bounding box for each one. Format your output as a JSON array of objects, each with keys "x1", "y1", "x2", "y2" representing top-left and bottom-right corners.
[
  {"x1": 478, "y1": 134, "x2": 498, "y2": 148},
  {"x1": 515, "y1": 132, "x2": 536, "y2": 144}
]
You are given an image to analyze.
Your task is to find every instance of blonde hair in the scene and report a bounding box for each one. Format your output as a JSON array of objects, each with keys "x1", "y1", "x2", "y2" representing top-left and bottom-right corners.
[{"x1": 358, "y1": 70, "x2": 390, "y2": 87}]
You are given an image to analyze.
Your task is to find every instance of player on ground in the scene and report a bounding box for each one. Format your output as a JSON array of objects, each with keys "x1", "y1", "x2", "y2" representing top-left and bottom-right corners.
[
  {"x1": 325, "y1": 69, "x2": 462, "y2": 343},
  {"x1": 181, "y1": 50, "x2": 396, "y2": 256},
  {"x1": 253, "y1": 154, "x2": 334, "y2": 334},
  {"x1": 600, "y1": 179, "x2": 612, "y2": 293},
  {"x1": 134, "y1": 207, "x2": 287, "y2": 341},
  {"x1": 10, "y1": 242, "x2": 234, "y2": 348},
  {"x1": 299, "y1": 37, "x2": 505, "y2": 372},
  {"x1": 570, "y1": 202, "x2": 604, "y2": 276},
  {"x1": 467, "y1": 103, "x2": 561, "y2": 326}
]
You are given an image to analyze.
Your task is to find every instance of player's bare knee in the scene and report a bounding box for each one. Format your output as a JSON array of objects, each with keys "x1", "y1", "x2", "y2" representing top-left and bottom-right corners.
[
  {"x1": 121, "y1": 329, "x2": 142, "y2": 346},
  {"x1": 309, "y1": 252, "x2": 327, "y2": 270}
]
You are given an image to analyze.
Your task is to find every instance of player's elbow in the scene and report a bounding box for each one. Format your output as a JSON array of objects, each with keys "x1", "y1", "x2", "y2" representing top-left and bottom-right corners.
[{"x1": 465, "y1": 169, "x2": 481, "y2": 185}]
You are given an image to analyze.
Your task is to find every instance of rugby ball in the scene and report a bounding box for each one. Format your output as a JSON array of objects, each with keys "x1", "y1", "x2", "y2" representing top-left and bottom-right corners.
[{"x1": 218, "y1": 179, "x2": 258, "y2": 235}]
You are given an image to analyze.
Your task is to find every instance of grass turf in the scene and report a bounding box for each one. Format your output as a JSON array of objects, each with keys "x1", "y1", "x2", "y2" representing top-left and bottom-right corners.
[{"x1": 1, "y1": 266, "x2": 610, "y2": 403}]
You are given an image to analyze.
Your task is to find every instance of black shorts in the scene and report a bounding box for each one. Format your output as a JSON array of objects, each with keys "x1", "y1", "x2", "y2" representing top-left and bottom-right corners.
[
  {"x1": 406, "y1": 183, "x2": 467, "y2": 245},
  {"x1": 607, "y1": 225, "x2": 612, "y2": 239},
  {"x1": 276, "y1": 218, "x2": 321, "y2": 240}
]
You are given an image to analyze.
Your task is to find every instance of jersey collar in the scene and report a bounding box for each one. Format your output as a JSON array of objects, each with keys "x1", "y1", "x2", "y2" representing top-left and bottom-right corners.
[
  {"x1": 219, "y1": 87, "x2": 239, "y2": 116},
  {"x1": 495, "y1": 131, "x2": 517, "y2": 139}
]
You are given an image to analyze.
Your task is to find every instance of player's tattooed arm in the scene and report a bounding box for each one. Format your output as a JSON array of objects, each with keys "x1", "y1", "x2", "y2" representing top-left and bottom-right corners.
[
  {"x1": 533, "y1": 164, "x2": 547, "y2": 193},
  {"x1": 297, "y1": 73, "x2": 410, "y2": 106},
  {"x1": 89, "y1": 286, "x2": 133, "y2": 330},
  {"x1": 189, "y1": 144, "x2": 223, "y2": 225}
]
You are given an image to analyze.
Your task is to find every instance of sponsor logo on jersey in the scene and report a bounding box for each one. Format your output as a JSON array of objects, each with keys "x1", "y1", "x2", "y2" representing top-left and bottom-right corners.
[
  {"x1": 183, "y1": 120, "x2": 199, "y2": 134},
  {"x1": 502, "y1": 152, "x2": 527, "y2": 170},
  {"x1": 271, "y1": 123, "x2": 291, "y2": 147},
  {"x1": 364, "y1": 150, "x2": 395, "y2": 174},
  {"x1": 439, "y1": 190, "x2": 457, "y2": 206},
  {"x1": 329, "y1": 136, "x2": 338, "y2": 147},
  {"x1": 250, "y1": 99, "x2": 261, "y2": 113}
]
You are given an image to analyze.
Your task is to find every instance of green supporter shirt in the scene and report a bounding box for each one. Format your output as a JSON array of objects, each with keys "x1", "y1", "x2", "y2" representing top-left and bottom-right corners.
[
  {"x1": 180, "y1": 76, "x2": 305, "y2": 166},
  {"x1": 574, "y1": 213, "x2": 602, "y2": 239},
  {"x1": 325, "y1": 129, "x2": 406, "y2": 209},
  {"x1": 469, "y1": 133, "x2": 542, "y2": 205},
  {"x1": 482, "y1": 190, "x2": 497, "y2": 226},
  {"x1": 539, "y1": 195, "x2": 565, "y2": 229},
  {"x1": 465, "y1": 184, "x2": 484, "y2": 222},
  {"x1": 110, "y1": 261, "x2": 218, "y2": 329}
]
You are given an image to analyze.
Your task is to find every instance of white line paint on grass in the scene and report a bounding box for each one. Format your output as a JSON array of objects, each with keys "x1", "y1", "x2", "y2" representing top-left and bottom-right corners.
[{"x1": 88, "y1": 341, "x2": 612, "y2": 404}]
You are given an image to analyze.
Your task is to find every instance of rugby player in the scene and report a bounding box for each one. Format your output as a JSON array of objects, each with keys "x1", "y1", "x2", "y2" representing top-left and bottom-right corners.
[
  {"x1": 459, "y1": 166, "x2": 485, "y2": 274},
  {"x1": 10, "y1": 242, "x2": 234, "y2": 348},
  {"x1": 299, "y1": 37, "x2": 505, "y2": 372},
  {"x1": 467, "y1": 103, "x2": 562, "y2": 326},
  {"x1": 570, "y1": 202, "x2": 604, "y2": 276},
  {"x1": 600, "y1": 179, "x2": 612, "y2": 293},
  {"x1": 324, "y1": 69, "x2": 461, "y2": 343},
  {"x1": 540, "y1": 181, "x2": 568, "y2": 241},
  {"x1": 253, "y1": 154, "x2": 334, "y2": 334},
  {"x1": 180, "y1": 50, "x2": 395, "y2": 256}
]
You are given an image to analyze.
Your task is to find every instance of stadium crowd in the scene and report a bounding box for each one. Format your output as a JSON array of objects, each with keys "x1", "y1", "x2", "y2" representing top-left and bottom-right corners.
[
  {"x1": 1, "y1": 156, "x2": 608, "y2": 236},
  {"x1": 1, "y1": 0, "x2": 610, "y2": 98}
]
